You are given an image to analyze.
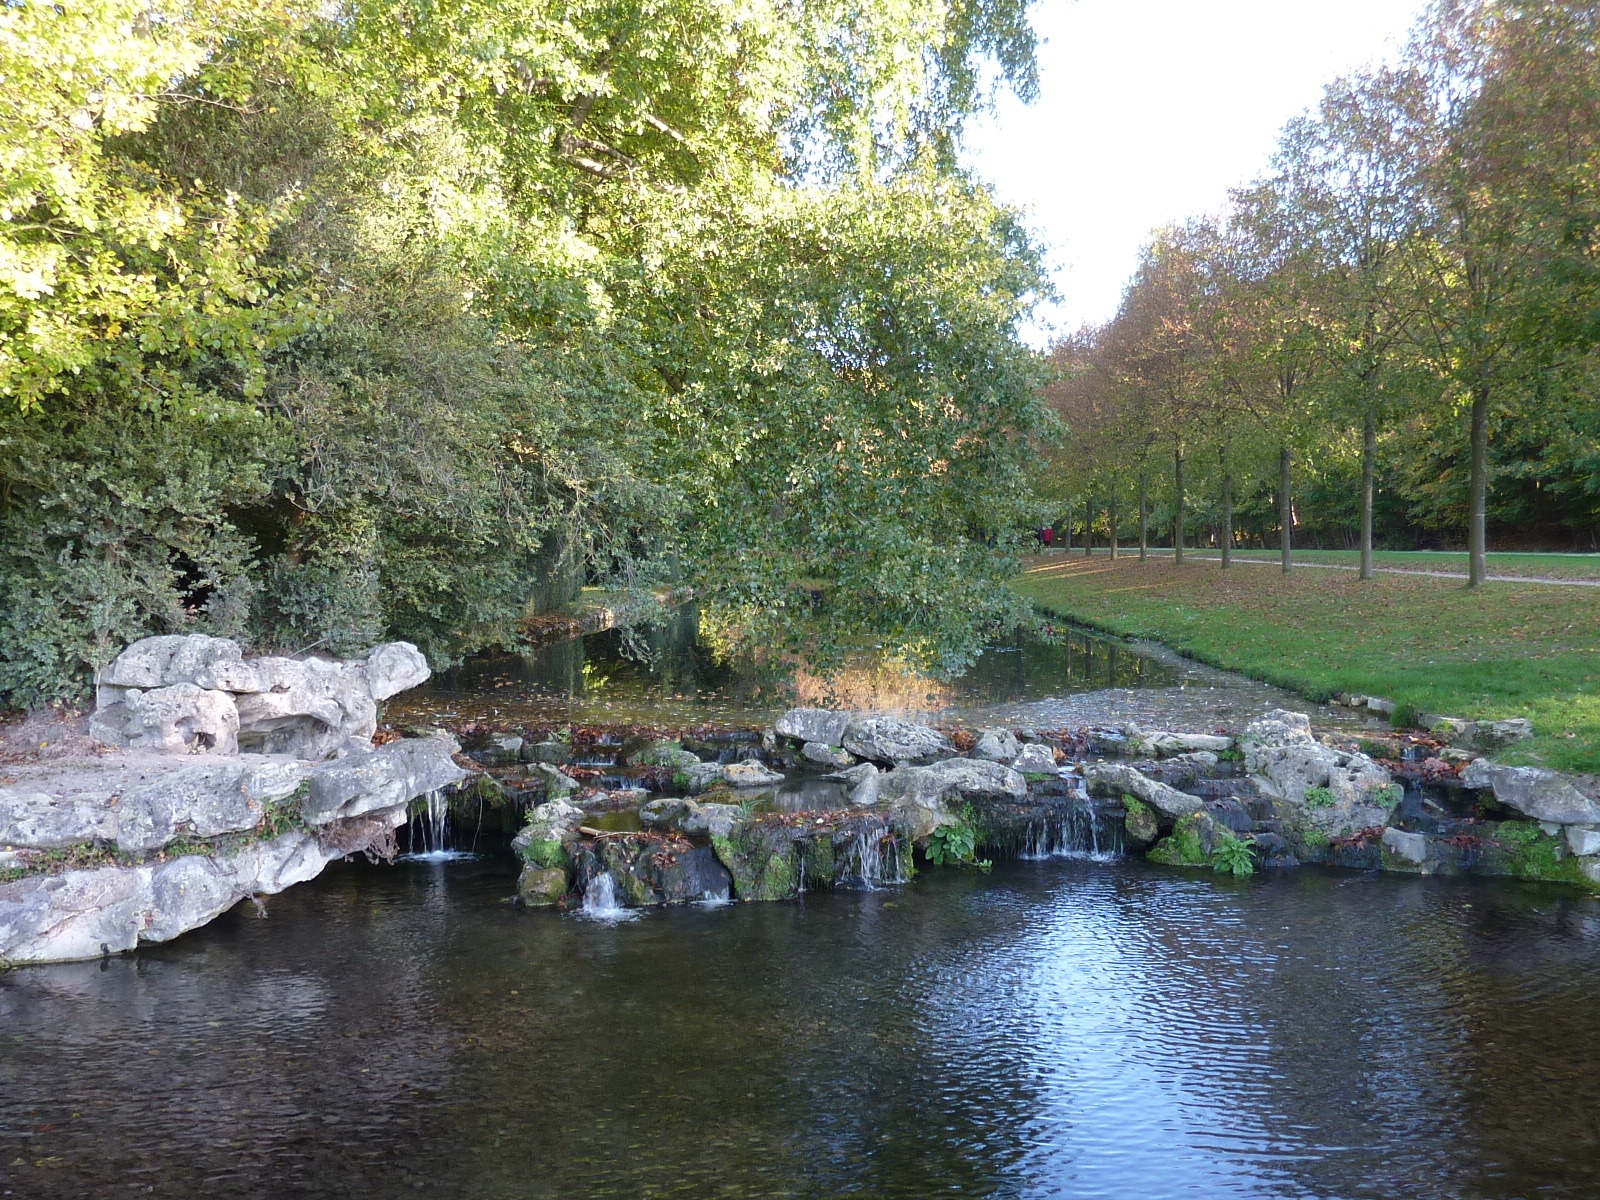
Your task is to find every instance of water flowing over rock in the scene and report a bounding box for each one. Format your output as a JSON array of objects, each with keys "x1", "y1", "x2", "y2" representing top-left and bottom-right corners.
[{"x1": 842, "y1": 717, "x2": 955, "y2": 766}]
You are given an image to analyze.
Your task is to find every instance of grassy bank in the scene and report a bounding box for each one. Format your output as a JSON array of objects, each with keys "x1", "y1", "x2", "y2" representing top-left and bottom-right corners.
[
  {"x1": 1014, "y1": 556, "x2": 1600, "y2": 774},
  {"x1": 1139, "y1": 548, "x2": 1600, "y2": 581}
]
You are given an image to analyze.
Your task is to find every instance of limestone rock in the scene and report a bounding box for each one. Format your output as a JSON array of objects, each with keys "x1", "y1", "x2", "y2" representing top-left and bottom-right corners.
[
  {"x1": 775, "y1": 708, "x2": 852, "y2": 748},
  {"x1": 119, "y1": 684, "x2": 240, "y2": 755},
  {"x1": 1082, "y1": 761, "x2": 1198, "y2": 821},
  {"x1": 684, "y1": 759, "x2": 784, "y2": 792},
  {"x1": 825, "y1": 762, "x2": 881, "y2": 806},
  {"x1": 364, "y1": 642, "x2": 430, "y2": 701},
  {"x1": 1462, "y1": 760, "x2": 1600, "y2": 825},
  {"x1": 801, "y1": 741, "x2": 854, "y2": 769},
  {"x1": 1250, "y1": 740, "x2": 1396, "y2": 835},
  {"x1": 302, "y1": 737, "x2": 467, "y2": 826},
  {"x1": 1011, "y1": 743, "x2": 1058, "y2": 774},
  {"x1": 0, "y1": 788, "x2": 117, "y2": 850},
  {"x1": 1241, "y1": 710, "x2": 1315, "y2": 759},
  {"x1": 1568, "y1": 826, "x2": 1600, "y2": 857},
  {"x1": 972, "y1": 729, "x2": 1021, "y2": 764},
  {"x1": 842, "y1": 717, "x2": 955, "y2": 766},
  {"x1": 101, "y1": 635, "x2": 245, "y2": 689},
  {"x1": 1138, "y1": 731, "x2": 1234, "y2": 757},
  {"x1": 1381, "y1": 827, "x2": 1430, "y2": 867},
  {"x1": 533, "y1": 762, "x2": 581, "y2": 798},
  {"x1": 878, "y1": 758, "x2": 1027, "y2": 811}
]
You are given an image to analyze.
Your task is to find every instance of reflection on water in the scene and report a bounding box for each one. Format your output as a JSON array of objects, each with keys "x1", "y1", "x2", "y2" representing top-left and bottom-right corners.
[
  {"x1": 6, "y1": 856, "x2": 1600, "y2": 1198},
  {"x1": 391, "y1": 610, "x2": 1361, "y2": 733}
]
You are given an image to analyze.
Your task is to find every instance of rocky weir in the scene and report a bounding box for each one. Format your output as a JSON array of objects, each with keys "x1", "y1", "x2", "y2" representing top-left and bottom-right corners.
[
  {"x1": 443, "y1": 705, "x2": 1600, "y2": 911},
  {"x1": 0, "y1": 636, "x2": 464, "y2": 964}
]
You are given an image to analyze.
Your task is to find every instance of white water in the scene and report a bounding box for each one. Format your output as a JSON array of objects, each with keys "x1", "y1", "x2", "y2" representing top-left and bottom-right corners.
[
  {"x1": 838, "y1": 823, "x2": 909, "y2": 889},
  {"x1": 1020, "y1": 797, "x2": 1125, "y2": 864},
  {"x1": 578, "y1": 872, "x2": 641, "y2": 922},
  {"x1": 398, "y1": 789, "x2": 478, "y2": 863}
]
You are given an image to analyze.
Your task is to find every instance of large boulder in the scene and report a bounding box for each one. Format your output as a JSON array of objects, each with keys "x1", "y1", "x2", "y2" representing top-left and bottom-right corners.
[
  {"x1": 1082, "y1": 761, "x2": 1199, "y2": 821},
  {"x1": 842, "y1": 717, "x2": 955, "y2": 766},
  {"x1": 1462, "y1": 761, "x2": 1600, "y2": 825},
  {"x1": 878, "y1": 758, "x2": 1027, "y2": 813},
  {"x1": 92, "y1": 638, "x2": 432, "y2": 761},
  {"x1": 641, "y1": 798, "x2": 747, "y2": 840},
  {"x1": 1250, "y1": 740, "x2": 1396, "y2": 835},
  {"x1": 775, "y1": 708, "x2": 852, "y2": 748}
]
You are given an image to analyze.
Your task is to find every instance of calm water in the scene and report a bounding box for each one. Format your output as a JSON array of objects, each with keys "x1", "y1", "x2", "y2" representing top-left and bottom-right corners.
[
  {"x1": 6, "y1": 853, "x2": 1600, "y2": 1198},
  {"x1": 391, "y1": 610, "x2": 1364, "y2": 734}
]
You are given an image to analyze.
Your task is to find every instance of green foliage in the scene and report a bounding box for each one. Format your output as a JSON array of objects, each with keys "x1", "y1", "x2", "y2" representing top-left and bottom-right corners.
[
  {"x1": 1303, "y1": 786, "x2": 1337, "y2": 810},
  {"x1": 1210, "y1": 834, "x2": 1256, "y2": 877},
  {"x1": 1374, "y1": 782, "x2": 1403, "y2": 808},
  {"x1": 924, "y1": 806, "x2": 992, "y2": 871},
  {"x1": 0, "y1": 0, "x2": 1052, "y2": 705},
  {"x1": 1390, "y1": 703, "x2": 1421, "y2": 731}
]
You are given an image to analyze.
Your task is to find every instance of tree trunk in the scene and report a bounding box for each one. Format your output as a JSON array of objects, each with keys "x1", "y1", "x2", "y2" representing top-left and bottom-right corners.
[
  {"x1": 1109, "y1": 493, "x2": 1119, "y2": 560},
  {"x1": 1138, "y1": 473, "x2": 1148, "y2": 562},
  {"x1": 1221, "y1": 458, "x2": 1233, "y2": 570},
  {"x1": 1360, "y1": 410, "x2": 1376, "y2": 581},
  {"x1": 1084, "y1": 495, "x2": 1092, "y2": 556},
  {"x1": 1278, "y1": 445, "x2": 1293, "y2": 574},
  {"x1": 1063, "y1": 502, "x2": 1071, "y2": 552},
  {"x1": 1468, "y1": 381, "x2": 1489, "y2": 588},
  {"x1": 1173, "y1": 445, "x2": 1185, "y2": 565}
]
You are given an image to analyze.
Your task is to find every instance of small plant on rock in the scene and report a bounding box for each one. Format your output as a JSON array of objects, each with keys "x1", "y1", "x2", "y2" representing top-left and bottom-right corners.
[
  {"x1": 1304, "y1": 785, "x2": 1337, "y2": 810},
  {"x1": 1210, "y1": 834, "x2": 1256, "y2": 877},
  {"x1": 925, "y1": 805, "x2": 991, "y2": 872}
]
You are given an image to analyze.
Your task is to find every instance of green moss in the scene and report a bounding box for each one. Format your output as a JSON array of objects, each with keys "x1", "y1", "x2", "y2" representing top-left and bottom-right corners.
[
  {"x1": 711, "y1": 831, "x2": 800, "y2": 901},
  {"x1": 1484, "y1": 820, "x2": 1586, "y2": 885},
  {"x1": 520, "y1": 838, "x2": 570, "y2": 870},
  {"x1": 1147, "y1": 814, "x2": 1208, "y2": 868}
]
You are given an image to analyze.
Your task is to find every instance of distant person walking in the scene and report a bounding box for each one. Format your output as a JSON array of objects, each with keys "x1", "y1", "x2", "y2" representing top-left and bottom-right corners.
[{"x1": 1040, "y1": 526, "x2": 1055, "y2": 549}]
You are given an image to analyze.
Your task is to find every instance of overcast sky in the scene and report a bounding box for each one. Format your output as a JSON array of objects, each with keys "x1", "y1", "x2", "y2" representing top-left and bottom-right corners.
[{"x1": 961, "y1": 0, "x2": 1432, "y2": 346}]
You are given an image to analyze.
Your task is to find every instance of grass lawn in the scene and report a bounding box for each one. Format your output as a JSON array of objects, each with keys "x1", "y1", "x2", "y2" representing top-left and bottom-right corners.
[
  {"x1": 1014, "y1": 555, "x2": 1600, "y2": 774},
  {"x1": 1148, "y1": 548, "x2": 1600, "y2": 581}
]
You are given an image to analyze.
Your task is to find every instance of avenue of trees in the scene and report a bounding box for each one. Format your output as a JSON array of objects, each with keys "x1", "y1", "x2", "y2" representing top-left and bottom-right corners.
[
  {"x1": 1044, "y1": 0, "x2": 1600, "y2": 585},
  {"x1": 0, "y1": 0, "x2": 1053, "y2": 707}
]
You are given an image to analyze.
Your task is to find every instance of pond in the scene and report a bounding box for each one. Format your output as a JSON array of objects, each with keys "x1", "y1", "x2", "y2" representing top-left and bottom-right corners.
[
  {"x1": 5, "y1": 852, "x2": 1600, "y2": 1198},
  {"x1": 389, "y1": 609, "x2": 1367, "y2": 735}
]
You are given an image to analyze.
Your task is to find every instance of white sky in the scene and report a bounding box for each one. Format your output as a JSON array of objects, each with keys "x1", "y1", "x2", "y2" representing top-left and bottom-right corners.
[{"x1": 962, "y1": 0, "x2": 1431, "y2": 347}]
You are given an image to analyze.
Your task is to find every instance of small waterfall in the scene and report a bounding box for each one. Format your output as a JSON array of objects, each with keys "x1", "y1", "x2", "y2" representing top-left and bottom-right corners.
[
  {"x1": 837, "y1": 822, "x2": 909, "y2": 889},
  {"x1": 398, "y1": 789, "x2": 477, "y2": 862},
  {"x1": 1020, "y1": 798, "x2": 1125, "y2": 863},
  {"x1": 578, "y1": 872, "x2": 640, "y2": 922}
]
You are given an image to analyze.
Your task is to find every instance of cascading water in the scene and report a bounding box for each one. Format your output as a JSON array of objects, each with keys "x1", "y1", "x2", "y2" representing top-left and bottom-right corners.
[
  {"x1": 837, "y1": 821, "x2": 910, "y2": 889},
  {"x1": 1020, "y1": 797, "x2": 1125, "y2": 863},
  {"x1": 398, "y1": 789, "x2": 477, "y2": 863},
  {"x1": 579, "y1": 872, "x2": 640, "y2": 922}
]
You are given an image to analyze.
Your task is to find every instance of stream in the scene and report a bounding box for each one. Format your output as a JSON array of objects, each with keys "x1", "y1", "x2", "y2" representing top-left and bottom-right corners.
[{"x1": 4, "y1": 618, "x2": 1595, "y2": 1198}]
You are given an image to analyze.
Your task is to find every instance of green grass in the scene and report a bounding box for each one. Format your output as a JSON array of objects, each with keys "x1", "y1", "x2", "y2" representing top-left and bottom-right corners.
[
  {"x1": 1015, "y1": 557, "x2": 1600, "y2": 774},
  {"x1": 1128, "y1": 547, "x2": 1600, "y2": 580}
]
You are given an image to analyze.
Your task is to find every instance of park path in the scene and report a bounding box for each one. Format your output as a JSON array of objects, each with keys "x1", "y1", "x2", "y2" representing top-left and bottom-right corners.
[{"x1": 1061, "y1": 550, "x2": 1600, "y2": 587}]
